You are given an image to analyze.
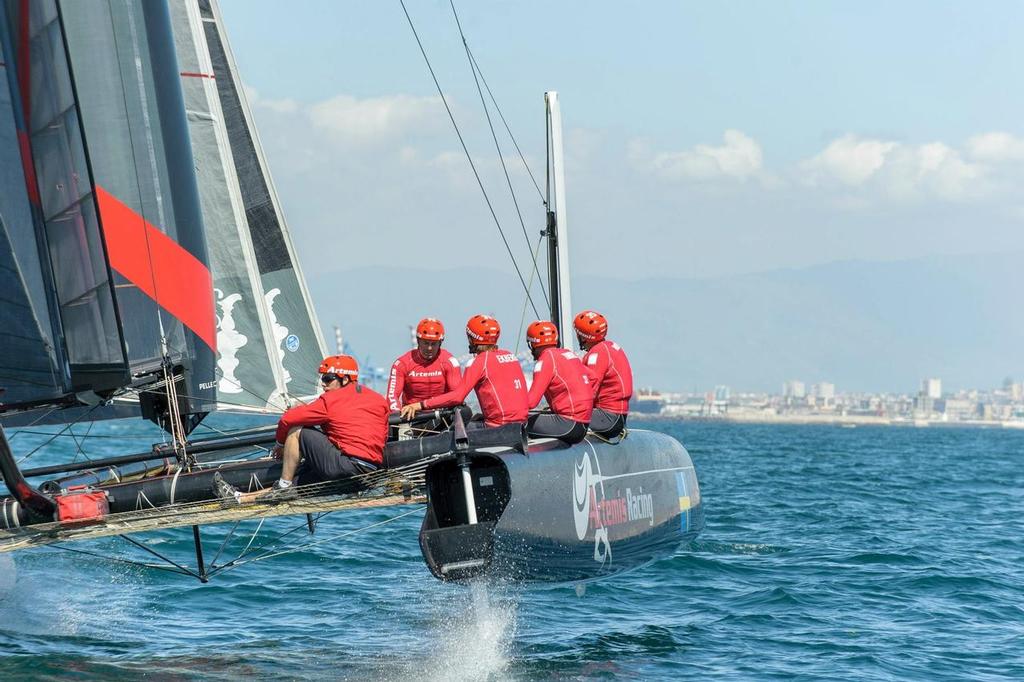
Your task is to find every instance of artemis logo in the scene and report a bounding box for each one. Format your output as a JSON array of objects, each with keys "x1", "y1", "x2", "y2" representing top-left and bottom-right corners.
[
  {"x1": 572, "y1": 449, "x2": 612, "y2": 564},
  {"x1": 573, "y1": 453, "x2": 594, "y2": 541}
]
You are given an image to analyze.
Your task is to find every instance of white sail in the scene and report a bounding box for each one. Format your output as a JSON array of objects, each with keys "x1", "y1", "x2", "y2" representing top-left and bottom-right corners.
[{"x1": 170, "y1": 0, "x2": 327, "y2": 412}]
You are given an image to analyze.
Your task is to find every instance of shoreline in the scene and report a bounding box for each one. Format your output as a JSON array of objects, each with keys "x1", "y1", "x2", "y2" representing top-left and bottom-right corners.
[{"x1": 631, "y1": 412, "x2": 1024, "y2": 429}]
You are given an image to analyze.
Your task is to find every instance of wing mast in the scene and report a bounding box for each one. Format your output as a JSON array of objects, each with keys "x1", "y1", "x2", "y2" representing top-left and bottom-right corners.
[{"x1": 544, "y1": 92, "x2": 573, "y2": 345}]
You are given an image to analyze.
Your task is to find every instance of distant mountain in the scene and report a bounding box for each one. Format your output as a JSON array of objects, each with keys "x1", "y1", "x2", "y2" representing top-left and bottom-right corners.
[{"x1": 306, "y1": 252, "x2": 1024, "y2": 394}]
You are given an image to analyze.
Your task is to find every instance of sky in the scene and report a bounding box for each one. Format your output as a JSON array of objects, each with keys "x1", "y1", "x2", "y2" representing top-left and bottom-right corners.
[
  {"x1": 218, "y1": 0, "x2": 1024, "y2": 279},
  {"x1": 214, "y1": 1, "x2": 1024, "y2": 390}
]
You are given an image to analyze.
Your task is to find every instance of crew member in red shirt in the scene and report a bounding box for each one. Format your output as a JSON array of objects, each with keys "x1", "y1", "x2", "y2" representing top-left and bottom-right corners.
[
  {"x1": 216, "y1": 355, "x2": 389, "y2": 502},
  {"x1": 524, "y1": 320, "x2": 593, "y2": 443},
  {"x1": 400, "y1": 315, "x2": 528, "y2": 428},
  {"x1": 386, "y1": 318, "x2": 463, "y2": 430},
  {"x1": 575, "y1": 310, "x2": 633, "y2": 439}
]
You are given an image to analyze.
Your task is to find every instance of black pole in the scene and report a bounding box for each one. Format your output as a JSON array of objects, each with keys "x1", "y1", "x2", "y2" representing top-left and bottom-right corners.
[
  {"x1": 0, "y1": 426, "x2": 54, "y2": 518},
  {"x1": 10, "y1": 426, "x2": 278, "y2": 480},
  {"x1": 192, "y1": 525, "x2": 208, "y2": 583},
  {"x1": 545, "y1": 211, "x2": 561, "y2": 337}
]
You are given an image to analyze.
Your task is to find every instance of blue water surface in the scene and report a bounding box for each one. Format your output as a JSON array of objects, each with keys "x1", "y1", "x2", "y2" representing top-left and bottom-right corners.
[{"x1": 1, "y1": 419, "x2": 1022, "y2": 680}]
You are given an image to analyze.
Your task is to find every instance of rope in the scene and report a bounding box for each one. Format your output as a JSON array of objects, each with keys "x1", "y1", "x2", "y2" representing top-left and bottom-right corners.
[{"x1": 398, "y1": 0, "x2": 541, "y2": 319}]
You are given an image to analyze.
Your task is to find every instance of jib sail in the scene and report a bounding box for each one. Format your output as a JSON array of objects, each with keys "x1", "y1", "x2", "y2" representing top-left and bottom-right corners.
[
  {"x1": 192, "y1": 0, "x2": 327, "y2": 405},
  {"x1": 0, "y1": 0, "x2": 216, "y2": 431},
  {"x1": 170, "y1": 0, "x2": 289, "y2": 413}
]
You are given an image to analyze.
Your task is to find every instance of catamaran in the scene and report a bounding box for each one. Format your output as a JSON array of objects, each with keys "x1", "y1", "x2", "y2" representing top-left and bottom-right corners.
[{"x1": 0, "y1": 0, "x2": 702, "y2": 583}]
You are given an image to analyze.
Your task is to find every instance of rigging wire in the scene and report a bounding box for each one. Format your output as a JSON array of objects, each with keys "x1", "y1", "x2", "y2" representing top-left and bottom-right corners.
[
  {"x1": 211, "y1": 507, "x2": 422, "y2": 573},
  {"x1": 43, "y1": 542, "x2": 198, "y2": 578},
  {"x1": 450, "y1": 0, "x2": 549, "y2": 309},
  {"x1": 398, "y1": 0, "x2": 541, "y2": 320},
  {"x1": 14, "y1": 403, "x2": 104, "y2": 466},
  {"x1": 465, "y1": 47, "x2": 547, "y2": 205},
  {"x1": 515, "y1": 233, "x2": 548, "y2": 355}
]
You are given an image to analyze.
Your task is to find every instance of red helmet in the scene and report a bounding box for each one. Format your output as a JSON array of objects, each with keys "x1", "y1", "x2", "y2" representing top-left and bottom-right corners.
[
  {"x1": 466, "y1": 314, "x2": 501, "y2": 344},
  {"x1": 416, "y1": 317, "x2": 445, "y2": 341},
  {"x1": 526, "y1": 320, "x2": 558, "y2": 350},
  {"x1": 318, "y1": 354, "x2": 359, "y2": 380},
  {"x1": 573, "y1": 310, "x2": 608, "y2": 342}
]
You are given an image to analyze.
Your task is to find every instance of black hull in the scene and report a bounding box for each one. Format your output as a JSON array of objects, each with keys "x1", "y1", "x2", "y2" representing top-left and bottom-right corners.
[{"x1": 419, "y1": 429, "x2": 703, "y2": 583}]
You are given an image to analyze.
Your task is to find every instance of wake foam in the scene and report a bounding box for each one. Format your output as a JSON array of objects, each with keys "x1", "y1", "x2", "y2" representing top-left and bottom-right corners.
[{"x1": 419, "y1": 581, "x2": 517, "y2": 681}]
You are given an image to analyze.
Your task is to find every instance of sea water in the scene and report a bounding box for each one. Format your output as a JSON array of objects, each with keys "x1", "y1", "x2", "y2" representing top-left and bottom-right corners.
[{"x1": 1, "y1": 419, "x2": 1022, "y2": 680}]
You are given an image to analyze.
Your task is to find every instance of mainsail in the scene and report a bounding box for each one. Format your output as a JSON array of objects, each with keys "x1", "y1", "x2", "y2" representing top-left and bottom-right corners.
[
  {"x1": 177, "y1": 0, "x2": 327, "y2": 408},
  {"x1": 0, "y1": 0, "x2": 216, "y2": 430},
  {"x1": 0, "y1": 40, "x2": 68, "y2": 408}
]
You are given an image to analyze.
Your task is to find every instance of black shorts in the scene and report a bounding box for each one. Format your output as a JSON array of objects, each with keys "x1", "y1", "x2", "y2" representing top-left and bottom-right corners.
[
  {"x1": 527, "y1": 413, "x2": 588, "y2": 444},
  {"x1": 589, "y1": 408, "x2": 627, "y2": 439},
  {"x1": 296, "y1": 428, "x2": 377, "y2": 485}
]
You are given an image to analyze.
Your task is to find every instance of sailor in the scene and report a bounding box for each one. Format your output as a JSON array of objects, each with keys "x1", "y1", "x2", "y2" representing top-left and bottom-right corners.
[
  {"x1": 524, "y1": 320, "x2": 593, "y2": 444},
  {"x1": 575, "y1": 310, "x2": 633, "y2": 439},
  {"x1": 216, "y1": 355, "x2": 389, "y2": 502},
  {"x1": 386, "y1": 318, "x2": 462, "y2": 411},
  {"x1": 400, "y1": 315, "x2": 528, "y2": 428}
]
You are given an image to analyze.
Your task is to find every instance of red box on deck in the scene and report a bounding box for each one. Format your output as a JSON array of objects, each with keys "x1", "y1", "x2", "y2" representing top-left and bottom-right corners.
[{"x1": 55, "y1": 487, "x2": 109, "y2": 524}]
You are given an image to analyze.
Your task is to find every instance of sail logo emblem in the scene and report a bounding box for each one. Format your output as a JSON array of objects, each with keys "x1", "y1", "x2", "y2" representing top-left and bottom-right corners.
[
  {"x1": 215, "y1": 289, "x2": 248, "y2": 394},
  {"x1": 285, "y1": 334, "x2": 300, "y2": 352}
]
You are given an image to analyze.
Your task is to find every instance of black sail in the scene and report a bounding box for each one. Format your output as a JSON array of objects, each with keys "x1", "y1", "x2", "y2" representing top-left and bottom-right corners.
[{"x1": 0, "y1": 0, "x2": 216, "y2": 432}]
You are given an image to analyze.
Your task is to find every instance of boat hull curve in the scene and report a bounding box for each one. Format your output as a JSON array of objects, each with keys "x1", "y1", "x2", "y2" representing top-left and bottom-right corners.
[{"x1": 419, "y1": 429, "x2": 703, "y2": 583}]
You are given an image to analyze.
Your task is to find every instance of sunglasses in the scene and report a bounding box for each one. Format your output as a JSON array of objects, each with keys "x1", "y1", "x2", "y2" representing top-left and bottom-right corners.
[{"x1": 320, "y1": 373, "x2": 341, "y2": 384}]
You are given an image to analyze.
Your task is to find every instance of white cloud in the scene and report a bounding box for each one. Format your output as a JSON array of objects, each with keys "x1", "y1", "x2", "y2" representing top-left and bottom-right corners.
[
  {"x1": 800, "y1": 135, "x2": 990, "y2": 203},
  {"x1": 966, "y1": 132, "x2": 1024, "y2": 162},
  {"x1": 243, "y1": 83, "x2": 298, "y2": 114},
  {"x1": 801, "y1": 135, "x2": 895, "y2": 186},
  {"x1": 883, "y1": 142, "x2": 983, "y2": 201},
  {"x1": 308, "y1": 94, "x2": 447, "y2": 143},
  {"x1": 647, "y1": 129, "x2": 763, "y2": 181}
]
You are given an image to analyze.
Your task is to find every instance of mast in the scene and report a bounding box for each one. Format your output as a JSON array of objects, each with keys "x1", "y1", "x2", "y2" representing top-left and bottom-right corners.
[{"x1": 544, "y1": 92, "x2": 573, "y2": 346}]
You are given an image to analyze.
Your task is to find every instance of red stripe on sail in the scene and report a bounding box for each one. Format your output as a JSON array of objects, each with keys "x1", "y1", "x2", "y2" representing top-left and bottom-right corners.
[
  {"x1": 95, "y1": 186, "x2": 216, "y2": 351},
  {"x1": 179, "y1": 71, "x2": 215, "y2": 79},
  {"x1": 15, "y1": 2, "x2": 38, "y2": 205},
  {"x1": 17, "y1": 130, "x2": 39, "y2": 205}
]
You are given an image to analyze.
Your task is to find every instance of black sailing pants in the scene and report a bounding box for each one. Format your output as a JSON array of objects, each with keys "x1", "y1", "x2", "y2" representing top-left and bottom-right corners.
[
  {"x1": 527, "y1": 412, "x2": 588, "y2": 444},
  {"x1": 589, "y1": 408, "x2": 627, "y2": 439}
]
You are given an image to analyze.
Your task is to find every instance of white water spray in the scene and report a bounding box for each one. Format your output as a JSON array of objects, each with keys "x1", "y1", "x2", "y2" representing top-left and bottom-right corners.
[{"x1": 420, "y1": 581, "x2": 517, "y2": 681}]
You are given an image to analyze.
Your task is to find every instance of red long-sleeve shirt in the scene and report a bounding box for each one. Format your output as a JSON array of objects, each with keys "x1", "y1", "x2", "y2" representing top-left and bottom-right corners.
[
  {"x1": 385, "y1": 348, "x2": 462, "y2": 411},
  {"x1": 421, "y1": 348, "x2": 528, "y2": 426},
  {"x1": 275, "y1": 382, "x2": 389, "y2": 465},
  {"x1": 583, "y1": 340, "x2": 633, "y2": 415},
  {"x1": 527, "y1": 347, "x2": 594, "y2": 423}
]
